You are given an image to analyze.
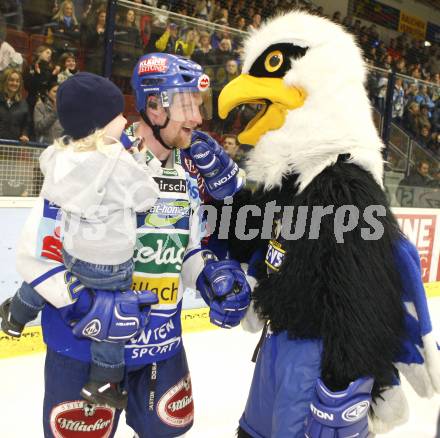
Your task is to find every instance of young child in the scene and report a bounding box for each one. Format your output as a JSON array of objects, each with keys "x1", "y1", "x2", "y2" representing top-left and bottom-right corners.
[{"x1": 0, "y1": 72, "x2": 160, "y2": 409}]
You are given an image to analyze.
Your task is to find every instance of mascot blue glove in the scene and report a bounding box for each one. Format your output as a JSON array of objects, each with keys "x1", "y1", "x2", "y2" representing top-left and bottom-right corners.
[
  {"x1": 190, "y1": 130, "x2": 243, "y2": 200},
  {"x1": 196, "y1": 251, "x2": 251, "y2": 328},
  {"x1": 304, "y1": 377, "x2": 373, "y2": 438},
  {"x1": 70, "y1": 288, "x2": 158, "y2": 342}
]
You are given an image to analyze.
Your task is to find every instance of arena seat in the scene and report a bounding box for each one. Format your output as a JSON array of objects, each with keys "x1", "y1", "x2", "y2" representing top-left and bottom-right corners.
[{"x1": 5, "y1": 28, "x2": 29, "y2": 56}]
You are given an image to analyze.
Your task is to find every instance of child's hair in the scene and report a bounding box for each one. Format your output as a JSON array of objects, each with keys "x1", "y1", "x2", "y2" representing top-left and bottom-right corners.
[{"x1": 54, "y1": 128, "x2": 120, "y2": 156}]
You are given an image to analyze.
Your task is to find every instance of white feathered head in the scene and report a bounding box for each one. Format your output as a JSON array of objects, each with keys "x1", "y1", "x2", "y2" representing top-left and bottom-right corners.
[{"x1": 218, "y1": 11, "x2": 384, "y2": 192}]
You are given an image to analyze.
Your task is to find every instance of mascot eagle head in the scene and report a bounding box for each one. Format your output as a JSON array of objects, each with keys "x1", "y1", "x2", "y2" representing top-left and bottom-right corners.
[{"x1": 218, "y1": 11, "x2": 384, "y2": 193}]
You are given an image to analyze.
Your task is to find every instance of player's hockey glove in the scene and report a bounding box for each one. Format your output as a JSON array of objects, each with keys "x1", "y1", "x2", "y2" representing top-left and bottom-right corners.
[
  {"x1": 196, "y1": 252, "x2": 251, "y2": 328},
  {"x1": 190, "y1": 130, "x2": 243, "y2": 200},
  {"x1": 304, "y1": 377, "x2": 373, "y2": 438},
  {"x1": 71, "y1": 288, "x2": 158, "y2": 342}
]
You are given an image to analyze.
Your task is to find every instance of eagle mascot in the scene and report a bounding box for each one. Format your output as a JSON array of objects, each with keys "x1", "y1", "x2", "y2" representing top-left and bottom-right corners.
[{"x1": 216, "y1": 10, "x2": 440, "y2": 438}]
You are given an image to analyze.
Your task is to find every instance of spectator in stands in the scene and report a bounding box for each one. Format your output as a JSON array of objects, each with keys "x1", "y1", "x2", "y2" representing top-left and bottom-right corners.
[
  {"x1": 341, "y1": 15, "x2": 353, "y2": 31},
  {"x1": 428, "y1": 132, "x2": 440, "y2": 158},
  {"x1": 24, "y1": 45, "x2": 60, "y2": 113},
  {"x1": 57, "y1": 51, "x2": 78, "y2": 83},
  {"x1": 115, "y1": 8, "x2": 142, "y2": 65},
  {"x1": 234, "y1": 15, "x2": 247, "y2": 32},
  {"x1": 392, "y1": 78, "x2": 404, "y2": 123},
  {"x1": 415, "y1": 85, "x2": 435, "y2": 116},
  {"x1": 192, "y1": 31, "x2": 215, "y2": 67},
  {"x1": 247, "y1": 13, "x2": 261, "y2": 32},
  {"x1": 379, "y1": 53, "x2": 393, "y2": 71},
  {"x1": 50, "y1": 0, "x2": 81, "y2": 53},
  {"x1": 417, "y1": 125, "x2": 431, "y2": 149},
  {"x1": 406, "y1": 40, "x2": 423, "y2": 67},
  {"x1": 213, "y1": 38, "x2": 233, "y2": 66},
  {"x1": 432, "y1": 100, "x2": 440, "y2": 133},
  {"x1": 33, "y1": 79, "x2": 63, "y2": 144},
  {"x1": 155, "y1": 22, "x2": 179, "y2": 54},
  {"x1": 222, "y1": 134, "x2": 240, "y2": 160},
  {"x1": 139, "y1": 13, "x2": 152, "y2": 51},
  {"x1": 0, "y1": 68, "x2": 30, "y2": 142},
  {"x1": 331, "y1": 11, "x2": 341, "y2": 24},
  {"x1": 419, "y1": 104, "x2": 432, "y2": 131},
  {"x1": 194, "y1": 0, "x2": 209, "y2": 21},
  {"x1": 211, "y1": 19, "x2": 228, "y2": 50},
  {"x1": 399, "y1": 160, "x2": 431, "y2": 189},
  {"x1": 394, "y1": 58, "x2": 407, "y2": 75},
  {"x1": 0, "y1": 17, "x2": 23, "y2": 73},
  {"x1": 403, "y1": 101, "x2": 422, "y2": 136},
  {"x1": 217, "y1": 58, "x2": 239, "y2": 88},
  {"x1": 83, "y1": 7, "x2": 106, "y2": 75},
  {"x1": 428, "y1": 167, "x2": 440, "y2": 189},
  {"x1": 175, "y1": 28, "x2": 198, "y2": 58}
]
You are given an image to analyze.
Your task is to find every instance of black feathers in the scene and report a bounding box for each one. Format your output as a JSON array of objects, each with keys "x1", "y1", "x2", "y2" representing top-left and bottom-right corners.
[{"x1": 231, "y1": 160, "x2": 405, "y2": 396}]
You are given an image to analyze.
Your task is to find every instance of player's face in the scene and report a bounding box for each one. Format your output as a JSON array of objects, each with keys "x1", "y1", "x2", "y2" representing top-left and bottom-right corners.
[{"x1": 159, "y1": 93, "x2": 203, "y2": 149}]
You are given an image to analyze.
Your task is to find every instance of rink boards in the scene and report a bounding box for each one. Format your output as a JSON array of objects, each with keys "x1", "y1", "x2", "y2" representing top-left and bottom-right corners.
[{"x1": 0, "y1": 198, "x2": 440, "y2": 358}]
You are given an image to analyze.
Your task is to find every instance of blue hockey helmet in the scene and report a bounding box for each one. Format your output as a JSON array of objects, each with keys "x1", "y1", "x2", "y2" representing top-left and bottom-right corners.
[{"x1": 131, "y1": 53, "x2": 212, "y2": 122}]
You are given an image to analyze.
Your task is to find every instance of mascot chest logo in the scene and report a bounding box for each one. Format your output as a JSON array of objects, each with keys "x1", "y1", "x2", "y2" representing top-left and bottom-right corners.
[{"x1": 265, "y1": 239, "x2": 285, "y2": 272}]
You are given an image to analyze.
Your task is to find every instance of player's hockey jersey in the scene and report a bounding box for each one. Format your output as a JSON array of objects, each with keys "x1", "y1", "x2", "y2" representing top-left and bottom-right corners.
[{"x1": 16, "y1": 144, "x2": 208, "y2": 366}]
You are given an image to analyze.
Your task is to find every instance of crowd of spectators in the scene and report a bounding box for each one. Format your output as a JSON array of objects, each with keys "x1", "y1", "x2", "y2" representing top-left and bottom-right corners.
[{"x1": 1, "y1": 0, "x2": 440, "y2": 176}]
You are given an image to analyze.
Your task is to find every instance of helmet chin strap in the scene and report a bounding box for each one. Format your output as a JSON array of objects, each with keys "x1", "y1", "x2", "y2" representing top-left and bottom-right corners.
[{"x1": 140, "y1": 109, "x2": 174, "y2": 150}]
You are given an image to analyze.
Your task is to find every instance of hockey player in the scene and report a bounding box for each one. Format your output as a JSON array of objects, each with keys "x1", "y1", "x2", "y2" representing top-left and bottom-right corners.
[
  {"x1": 3, "y1": 53, "x2": 251, "y2": 438},
  {"x1": 0, "y1": 72, "x2": 161, "y2": 410}
]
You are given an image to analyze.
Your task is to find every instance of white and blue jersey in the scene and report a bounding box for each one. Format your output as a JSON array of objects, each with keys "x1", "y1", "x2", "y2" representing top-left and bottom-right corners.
[{"x1": 16, "y1": 142, "x2": 209, "y2": 367}]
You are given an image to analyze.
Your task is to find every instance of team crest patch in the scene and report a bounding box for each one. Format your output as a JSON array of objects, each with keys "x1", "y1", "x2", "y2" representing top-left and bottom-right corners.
[
  {"x1": 156, "y1": 374, "x2": 194, "y2": 427},
  {"x1": 50, "y1": 400, "x2": 115, "y2": 437}
]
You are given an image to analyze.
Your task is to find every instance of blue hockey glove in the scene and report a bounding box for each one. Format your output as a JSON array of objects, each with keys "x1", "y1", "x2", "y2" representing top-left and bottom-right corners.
[
  {"x1": 304, "y1": 377, "x2": 374, "y2": 438},
  {"x1": 71, "y1": 289, "x2": 158, "y2": 342},
  {"x1": 190, "y1": 130, "x2": 243, "y2": 200},
  {"x1": 196, "y1": 255, "x2": 251, "y2": 329}
]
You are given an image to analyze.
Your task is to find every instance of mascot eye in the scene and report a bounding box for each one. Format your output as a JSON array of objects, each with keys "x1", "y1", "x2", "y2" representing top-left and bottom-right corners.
[{"x1": 264, "y1": 50, "x2": 283, "y2": 73}]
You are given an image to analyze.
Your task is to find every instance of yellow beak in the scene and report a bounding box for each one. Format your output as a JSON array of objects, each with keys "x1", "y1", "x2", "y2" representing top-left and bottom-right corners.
[{"x1": 218, "y1": 74, "x2": 307, "y2": 146}]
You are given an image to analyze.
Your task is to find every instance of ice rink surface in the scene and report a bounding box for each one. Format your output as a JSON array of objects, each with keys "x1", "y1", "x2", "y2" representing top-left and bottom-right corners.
[{"x1": 1, "y1": 299, "x2": 440, "y2": 438}]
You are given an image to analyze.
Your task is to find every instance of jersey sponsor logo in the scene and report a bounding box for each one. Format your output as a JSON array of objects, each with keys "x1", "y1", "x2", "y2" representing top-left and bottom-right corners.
[
  {"x1": 131, "y1": 276, "x2": 179, "y2": 304},
  {"x1": 153, "y1": 177, "x2": 187, "y2": 194},
  {"x1": 144, "y1": 199, "x2": 190, "y2": 229},
  {"x1": 131, "y1": 318, "x2": 176, "y2": 345},
  {"x1": 342, "y1": 401, "x2": 370, "y2": 422},
  {"x1": 162, "y1": 168, "x2": 178, "y2": 177},
  {"x1": 138, "y1": 56, "x2": 168, "y2": 74},
  {"x1": 130, "y1": 336, "x2": 182, "y2": 359},
  {"x1": 265, "y1": 239, "x2": 285, "y2": 272},
  {"x1": 49, "y1": 400, "x2": 115, "y2": 437},
  {"x1": 157, "y1": 374, "x2": 194, "y2": 428},
  {"x1": 134, "y1": 233, "x2": 189, "y2": 274}
]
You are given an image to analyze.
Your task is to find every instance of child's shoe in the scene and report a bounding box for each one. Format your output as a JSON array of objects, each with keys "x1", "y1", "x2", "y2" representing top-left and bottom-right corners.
[
  {"x1": 80, "y1": 380, "x2": 128, "y2": 409},
  {"x1": 0, "y1": 298, "x2": 24, "y2": 337}
]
